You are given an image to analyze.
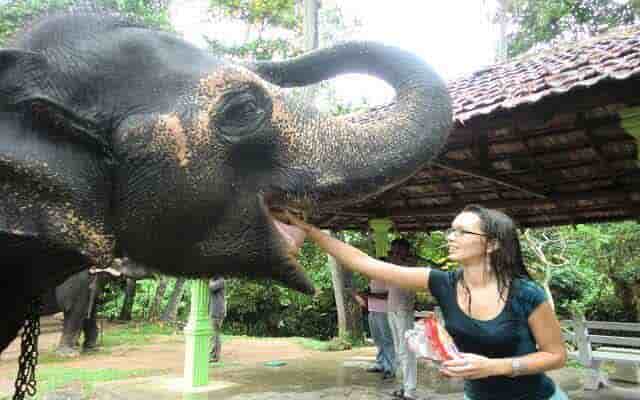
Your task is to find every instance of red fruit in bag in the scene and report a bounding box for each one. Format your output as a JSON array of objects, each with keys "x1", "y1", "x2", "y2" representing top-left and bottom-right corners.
[{"x1": 423, "y1": 314, "x2": 462, "y2": 361}]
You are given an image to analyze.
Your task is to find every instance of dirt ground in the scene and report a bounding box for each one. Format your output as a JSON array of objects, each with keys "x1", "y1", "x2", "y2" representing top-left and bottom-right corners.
[{"x1": 1, "y1": 318, "x2": 318, "y2": 378}]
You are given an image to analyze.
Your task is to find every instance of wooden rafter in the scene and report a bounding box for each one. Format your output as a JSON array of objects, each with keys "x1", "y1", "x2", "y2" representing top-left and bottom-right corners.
[
  {"x1": 326, "y1": 189, "x2": 636, "y2": 218},
  {"x1": 430, "y1": 160, "x2": 547, "y2": 199}
]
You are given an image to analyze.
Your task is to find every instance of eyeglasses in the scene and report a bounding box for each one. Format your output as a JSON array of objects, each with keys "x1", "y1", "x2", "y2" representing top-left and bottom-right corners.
[{"x1": 444, "y1": 227, "x2": 487, "y2": 238}]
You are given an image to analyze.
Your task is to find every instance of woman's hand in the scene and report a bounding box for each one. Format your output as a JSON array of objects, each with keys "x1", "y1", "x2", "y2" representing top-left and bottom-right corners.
[
  {"x1": 275, "y1": 210, "x2": 313, "y2": 233},
  {"x1": 440, "y1": 353, "x2": 506, "y2": 380}
]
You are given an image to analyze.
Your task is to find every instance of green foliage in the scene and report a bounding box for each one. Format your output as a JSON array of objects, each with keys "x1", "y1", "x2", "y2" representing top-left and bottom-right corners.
[
  {"x1": 99, "y1": 280, "x2": 125, "y2": 319},
  {"x1": 207, "y1": 36, "x2": 301, "y2": 60},
  {"x1": 99, "y1": 278, "x2": 187, "y2": 321},
  {"x1": 0, "y1": 0, "x2": 171, "y2": 46},
  {"x1": 0, "y1": 0, "x2": 73, "y2": 45},
  {"x1": 95, "y1": 0, "x2": 172, "y2": 29},
  {"x1": 411, "y1": 231, "x2": 454, "y2": 269},
  {"x1": 503, "y1": 0, "x2": 640, "y2": 57},
  {"x1": 223, "y1": 231, "x2": 374, "y2": 339},
  {"x1": 548, "y1": 265, "x2": 585, "y2": 314},
  {"x1": 99, "y1": 279, "x2": 154, "y2": 320},
  {"x1": 207, "y1": 0, "x2": 301, "y2": 60},
  {"x1": 209, "y1": 0, "x2": 299, "y2": 31},
  {"x1": 541, "y1": 222, "x2": 640, "y2": 320},
  {"x1": 317, "y1": 4, "x2": 361, "y2": 47},
  {"x1": 224, "y1": 241, "x2": 341, "y2": 339}
]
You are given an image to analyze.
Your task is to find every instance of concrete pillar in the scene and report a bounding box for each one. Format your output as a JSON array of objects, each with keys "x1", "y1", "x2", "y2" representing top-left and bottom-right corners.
[
  {"x1": 369, "y1": 219, "x2": 393, "y2": 258},
  {"x1": 184, "y1": 279, "x2": 213, "y2": 388}
]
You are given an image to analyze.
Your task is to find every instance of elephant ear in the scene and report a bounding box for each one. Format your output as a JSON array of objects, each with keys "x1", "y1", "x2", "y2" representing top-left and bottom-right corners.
[
  {"x1": 0, "y1": 49, "x2": 113, "y2": 159},
  {"x1": 0, "y1": 50, "x2": 116, "y2": 300},
  {"x1": 0, "y1": 49, "x2": 50, "y2": 103}
]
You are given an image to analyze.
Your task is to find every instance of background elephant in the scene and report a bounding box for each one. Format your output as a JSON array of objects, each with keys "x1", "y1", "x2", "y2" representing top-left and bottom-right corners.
[
  {"x1": 40, "y1": 270, "x2": 108, "y2": 356},
  {"x1": 1, "y1": 10, "x2": 452, "y2": 354}
]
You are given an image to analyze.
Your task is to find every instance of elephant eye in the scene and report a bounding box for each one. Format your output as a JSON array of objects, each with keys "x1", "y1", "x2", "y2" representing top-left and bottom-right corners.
[{"x1": 216, "y1": 91, "x2": 267, "y2": 139}]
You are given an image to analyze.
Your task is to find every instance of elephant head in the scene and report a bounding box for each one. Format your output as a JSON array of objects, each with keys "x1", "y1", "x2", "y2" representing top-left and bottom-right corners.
[{"x1": 0, "y1": 12, "x2": 451, "y2": 351}]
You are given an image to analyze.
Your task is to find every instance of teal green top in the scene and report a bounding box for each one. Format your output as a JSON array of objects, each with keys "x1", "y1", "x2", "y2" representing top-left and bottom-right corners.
[{"x1": 428, "y1": 269, "x2": 555, "y2": 400}]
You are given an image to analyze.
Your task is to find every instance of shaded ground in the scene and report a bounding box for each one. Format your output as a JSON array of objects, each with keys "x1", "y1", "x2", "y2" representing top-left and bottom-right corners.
[{"x1": 1, "y1": 318, "x2": 639, "y2": 399}]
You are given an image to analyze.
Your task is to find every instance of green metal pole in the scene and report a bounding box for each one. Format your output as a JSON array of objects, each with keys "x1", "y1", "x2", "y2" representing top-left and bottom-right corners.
[
  {"x1": 184, "y1": 279, "x2": 213, "y2": 388},
  {"x1": 369, "y1": 219, "x2": 393, "y2": 258}
]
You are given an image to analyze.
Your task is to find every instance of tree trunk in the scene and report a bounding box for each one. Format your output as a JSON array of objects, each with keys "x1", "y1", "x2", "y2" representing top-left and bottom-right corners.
[
  {"x1": 327, "y1": 231, "x2": 363, "y2": 342},
  {"x1": 632, "y1": 283, "x2": 640, "y2": 322},
  {"x1": 301, "y1": 0, "x2": 320, "y2": 101},
  {"x1": 303, "y1": 0, "x2": 319, "y2": 51},
  {"x1": 343, "y1": 287, "x2": 364, "y2": 343},
  {"x1": 328, "y1": 252, "x2": 347, "y2": 336},
  {"x1": 119, "y1": 278, "x2": 137, "y2": 321},
  {"x1": 611, "y1": 277, "x2": 636, "y2": 320},
  {"x1": 160, "y1": 278, "x2": 187, "y2": 322},
  {"x1": 494, "y1": 0, "x2": 511, "y2": 62},
  {"x1": 542, "y1": 265, "x2": 555, "y2": 311},
  {"x1": 148, "y1": 276, "x2": 168, "y2": 321}
]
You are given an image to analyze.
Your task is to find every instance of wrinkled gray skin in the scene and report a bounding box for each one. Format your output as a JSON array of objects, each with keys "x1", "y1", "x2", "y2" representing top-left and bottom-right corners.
[
  {"x1": 40, "y1": 270, "x2": 105, "y2": 356},
  {"x1": 0, "y1": 12, "x2": 452, "y2": 353}
]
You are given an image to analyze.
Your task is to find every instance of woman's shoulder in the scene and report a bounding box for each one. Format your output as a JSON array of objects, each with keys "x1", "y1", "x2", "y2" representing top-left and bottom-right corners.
[
  {"x1": 428, "y1": 268, "x2": 457, "y2": 296},
  {"x1": 511, "y1": 278, "x2": 548, "y2": 314},
  {"x1": 513, "y1": 277, "x2": 545, "y2": 295},
  {"x1": 429, "y1": 268, "x2": 457, "y2": 283}
]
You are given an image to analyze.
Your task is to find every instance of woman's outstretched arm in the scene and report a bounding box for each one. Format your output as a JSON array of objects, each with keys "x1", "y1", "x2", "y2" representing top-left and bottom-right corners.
[{"x1": 284, "y1": 213, "x2": 430, "y2": 291}]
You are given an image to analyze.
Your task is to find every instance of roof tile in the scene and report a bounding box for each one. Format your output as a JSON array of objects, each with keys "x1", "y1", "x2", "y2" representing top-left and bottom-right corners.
[{"x1": 449, "y1": 25, "x2": 640, "y2": 123}]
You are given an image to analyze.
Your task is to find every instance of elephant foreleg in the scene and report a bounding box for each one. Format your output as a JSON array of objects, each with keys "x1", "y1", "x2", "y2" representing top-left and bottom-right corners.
[
  {"x1": 82, "y1": 318, "x2": 98, "y2": 351},
  {"x1": 56, "y1": 310, "x2": 81, "y2": 357}
]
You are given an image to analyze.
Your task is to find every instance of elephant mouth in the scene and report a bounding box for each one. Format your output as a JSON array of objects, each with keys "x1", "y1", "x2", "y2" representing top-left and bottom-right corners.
[
  {"x1": 259, "y1": 193, "x2": 307, "y2": 257},
  {"x1": 272, "y1": 216, "x2": 306, "y2": 255}
]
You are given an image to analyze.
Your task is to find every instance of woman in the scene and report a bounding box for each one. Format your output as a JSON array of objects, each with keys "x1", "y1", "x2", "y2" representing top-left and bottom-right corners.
[{"x1": 278, "y1": 205, "x2": 568, "y2": 400}]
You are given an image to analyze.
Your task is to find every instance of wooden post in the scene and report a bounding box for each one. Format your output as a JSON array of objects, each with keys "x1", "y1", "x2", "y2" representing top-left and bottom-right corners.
[
  {"x1": 327, "y1": 230, "x2": 363, "y2": 342},
  {"x1": 573, "y1": 312, "x2": 608, "y2": 390},
  {"x1": 369, "y1": 219, "x2": 392, "y2": 258},
  {"x1": 573, "y1": 312, "x2": 592, "y2": 367},
  {"x1": 184, "y1": 279, "x2": 213, "y2": 388}
]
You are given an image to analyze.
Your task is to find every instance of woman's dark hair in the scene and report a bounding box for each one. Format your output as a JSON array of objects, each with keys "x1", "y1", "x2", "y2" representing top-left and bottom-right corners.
[
  {"x1": 391, "y1": 238, "x2": 411, "y2": 252},
  {"x1": 457, "y1": 204, "x2": 532, "y2": 311}
]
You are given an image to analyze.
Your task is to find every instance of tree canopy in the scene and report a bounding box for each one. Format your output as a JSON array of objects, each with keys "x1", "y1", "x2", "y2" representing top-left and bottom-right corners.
[
  {"x1": 0, "y1": 0, "x2": 171, "y2": 45},
  {"x1": 500, "y1": 0, "x2": 640, "y2": 57}
]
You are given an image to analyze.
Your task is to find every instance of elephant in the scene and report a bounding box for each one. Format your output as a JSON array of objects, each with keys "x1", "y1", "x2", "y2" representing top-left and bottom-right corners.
[
  {"x1": 0, "y1": 11, "x2": 452, "y2": 355},
  {"x1": 40, "y1": 269, "x2": 108, "y2": 356}
]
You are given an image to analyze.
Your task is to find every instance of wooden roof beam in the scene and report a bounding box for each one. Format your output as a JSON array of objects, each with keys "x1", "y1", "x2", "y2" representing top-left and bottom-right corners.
[
  {"x1": 511, "y1": 120, "x2": 576, "y2": 224},
  {"x1": 438, "y1": 134, "x2": 634, "y2": 168},
  {"x1": 327, "y1": 189, "x2": 634, "y2": 218},
  {"x1": 575, "y1": 113, "x2": 640, "y2": 217},
  {"x1": 430, "y1": 160, "x2": 547, "y2": 199},
  {"x1": 444, "y1": 114, "x2": 622, "y2": 152},
  {"x1": 426, "y1": 156, "x2": 637, "y2": 188}
]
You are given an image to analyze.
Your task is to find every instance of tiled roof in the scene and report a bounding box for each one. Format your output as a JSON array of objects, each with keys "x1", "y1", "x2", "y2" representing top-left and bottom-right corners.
[{"x1": 449, "y1": 25, "x2": 640, "y2": 123}]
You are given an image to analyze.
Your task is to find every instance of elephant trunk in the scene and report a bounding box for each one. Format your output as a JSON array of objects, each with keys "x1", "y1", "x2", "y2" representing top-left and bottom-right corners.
[{"x1": 246, "y1": 42, "x2": 452, "y2": 206}]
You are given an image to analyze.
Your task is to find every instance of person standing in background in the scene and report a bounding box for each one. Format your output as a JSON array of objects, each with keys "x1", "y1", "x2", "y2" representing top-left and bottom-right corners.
[
  {"x1": 209, "y1": 276, "x2": 226, "y2": 363},
  {"x1": 387, "y1": 239, "x2": 419, "y2": 400},
  {"x1": 361, "y1": 274, "x2": 396, "y2": 380}
]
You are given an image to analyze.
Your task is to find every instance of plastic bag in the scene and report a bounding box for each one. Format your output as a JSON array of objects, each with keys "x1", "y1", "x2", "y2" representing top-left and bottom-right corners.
[{"x1": 406, "y1": 312, "x2": 463, "y2": 363}]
